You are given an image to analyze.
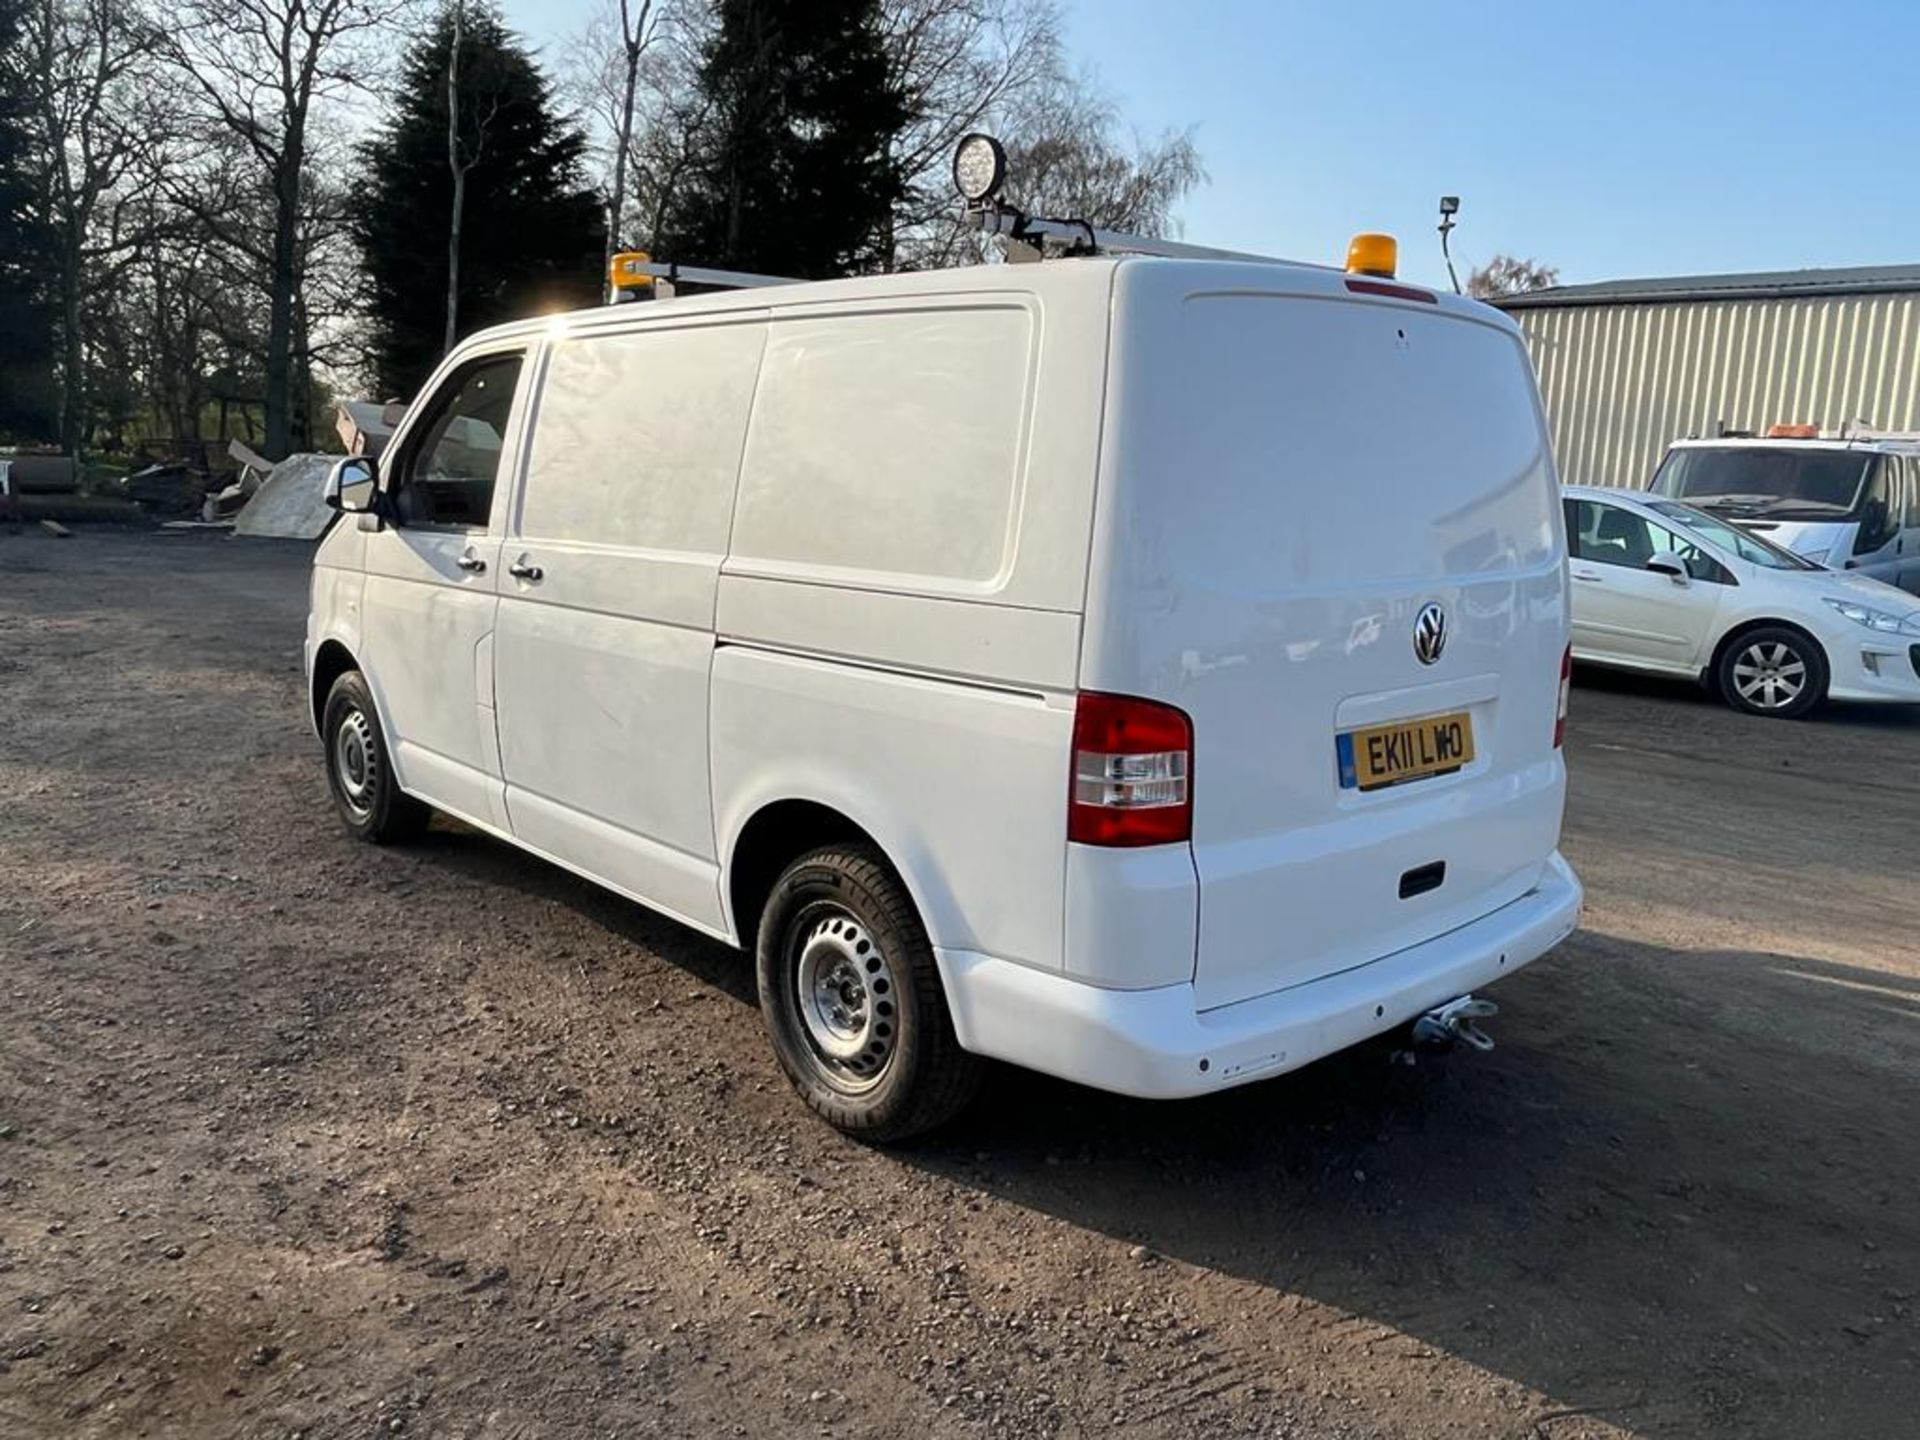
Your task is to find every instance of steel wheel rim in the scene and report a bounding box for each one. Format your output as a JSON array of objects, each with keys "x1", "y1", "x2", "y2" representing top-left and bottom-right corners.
[
  {"x1": 1732, "y1": 641, "x2": 1808, "y2": 710},
  {"x1": 333, "y1": 706, "x2": 378, "y2": 816},
  {"x1": 791, "y1": 907, "x2": 899, "y2": 1092}
]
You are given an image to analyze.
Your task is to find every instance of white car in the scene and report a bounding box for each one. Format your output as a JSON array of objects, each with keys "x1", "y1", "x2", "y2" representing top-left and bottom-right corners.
[
  {"x1": 1564, "y1": 485, "x2": 1920, "y2": 718},
  {"x1": 305, "y1": 244, "x2": 1581, "y2": 1139}
]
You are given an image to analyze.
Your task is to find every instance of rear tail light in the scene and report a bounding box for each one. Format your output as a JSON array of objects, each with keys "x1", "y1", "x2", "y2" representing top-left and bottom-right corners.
[
  {"x1": 1554, "y1": 644, "x2": 1571, "y2": 747},
  {"x1": 1068, "y1": 692, "x2": 1193, "y2": 846}
]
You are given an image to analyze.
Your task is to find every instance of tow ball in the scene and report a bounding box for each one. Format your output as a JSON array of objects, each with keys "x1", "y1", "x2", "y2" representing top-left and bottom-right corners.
[{"x1": 1411, "y1": 994, "x2": 1498, "y2": 1052}]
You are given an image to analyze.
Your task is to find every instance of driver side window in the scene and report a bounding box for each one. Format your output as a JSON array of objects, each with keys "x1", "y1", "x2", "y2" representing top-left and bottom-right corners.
[
  {"x1": 390, "y1": 352, "x2": 525, "y2": 530},
  {"x1": 1853, "y1": 459, "x2": 1895, "y2": 554},
  {"x1": 1569, "y1": 500, "x2": 1731, "y2": 583}
]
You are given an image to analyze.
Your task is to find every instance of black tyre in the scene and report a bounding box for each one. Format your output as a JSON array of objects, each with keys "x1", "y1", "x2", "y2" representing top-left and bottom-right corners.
[
  {"x1": 756, "y1": 845, "x2": 983, "y2": 1141},
  {"x1": 321, "y1": 670, "x2": 430, "y2": 842},
  {"x1": 1714, "y1": 626, "x2": 1827, "y2": 719}
]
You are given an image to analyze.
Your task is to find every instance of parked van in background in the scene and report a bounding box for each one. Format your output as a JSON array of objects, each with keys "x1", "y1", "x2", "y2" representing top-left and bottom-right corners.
[
  {"x1": 1650, "y1": 437, "x2": 1920, "y2": 594},
  {"x1": 304, "y1": 247, "x2": 1581, "y2": 1139}
]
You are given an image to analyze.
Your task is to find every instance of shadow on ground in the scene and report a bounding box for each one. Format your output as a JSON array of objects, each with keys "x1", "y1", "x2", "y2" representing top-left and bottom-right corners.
[{"x1": 405, "y1": 813, "x2": 1920, "y2": 1438}]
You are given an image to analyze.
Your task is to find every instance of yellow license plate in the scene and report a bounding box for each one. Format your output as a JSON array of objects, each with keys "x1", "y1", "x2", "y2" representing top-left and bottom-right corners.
[{"x1": 1338, "y1": 711, "x2": 1475, "y2": 791}]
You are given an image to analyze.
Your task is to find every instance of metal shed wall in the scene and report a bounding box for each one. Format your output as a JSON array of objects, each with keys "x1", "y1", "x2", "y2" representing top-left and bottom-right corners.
[{"x1": 1509, "y1": 294, "x2": 1920, "y2": 490}]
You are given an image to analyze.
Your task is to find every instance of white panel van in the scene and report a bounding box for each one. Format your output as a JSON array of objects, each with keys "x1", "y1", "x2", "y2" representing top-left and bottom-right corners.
[
  {"x1": 306, "y1": 257, "x2": 1582, "y2": 1139},
  {"x1": 1650, "y1": 438, "x2": 1920, "y2": 595}
]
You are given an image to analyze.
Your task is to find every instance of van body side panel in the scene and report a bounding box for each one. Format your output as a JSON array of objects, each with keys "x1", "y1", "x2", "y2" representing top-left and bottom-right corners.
[
  {"x1": 714, "y1": 577, "x2": 1082, "y2": 692},
  {"x1": 492, "y1": 317, "x2": 768, "y2": 934},
  {"x1": 710, "y1": 647, "x2": 1073, "y2": 967},
  {"x1": 722, "y1": 281, "x2": 1112, "y2": 615},
  {"x1": 1085, "y1": 264, "x2": 1570, "y2": 1013},
  {"x1": 714, "y1": 279, "x2": 1114, "y2": 967}
]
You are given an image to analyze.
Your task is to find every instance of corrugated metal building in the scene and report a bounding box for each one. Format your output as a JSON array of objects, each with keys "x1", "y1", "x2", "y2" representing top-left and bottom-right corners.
[{"x1": 1494, "y1": 264, "x2": 1920, "y2": 490}]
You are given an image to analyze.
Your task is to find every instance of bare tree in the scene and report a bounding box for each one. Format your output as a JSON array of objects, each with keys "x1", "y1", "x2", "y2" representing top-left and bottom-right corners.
[
  {"x1": 880, "y1": 0, "x2": 1055, "y2": 269},
  {"x1": 21, "y1": 0, "x2": 155, "y2": 457},
  {"x1": 1467, "y1": 254, "x2": 1559, "y2": 300},
  {"x1": 1000, "y1": 79, "x2": 1202, "y2": 234},
  {"x1": 159, "y1": 0, "x2": 405, "y2": 459},
  {"x1": 562, "y1": 0, "x2": 1203, "y2": 276},
  {"x1": 605, "y1": 0, "x2": 659, "y2": 265},
  {"x1": 445, "y1": 0, "x2": 465, "y2": 352},
  {"x1": 566, "y1": 0, "x2": 692, "y2": 261}
]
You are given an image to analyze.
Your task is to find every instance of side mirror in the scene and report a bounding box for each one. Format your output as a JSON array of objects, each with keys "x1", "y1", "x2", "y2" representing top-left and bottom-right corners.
[
  {"x1": 325, "y1": 456, "x2": 377, "y2": 514},
  {"x1": 1645, "y1": 555, "x2": 1690, "y2": 585}
]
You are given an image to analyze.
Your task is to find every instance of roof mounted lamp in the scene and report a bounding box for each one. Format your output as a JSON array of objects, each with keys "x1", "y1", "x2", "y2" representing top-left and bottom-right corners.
[
  {"x1": 953, "y1": 133, "x2": 1009, "y2": 209},
  {"x1": 1438, "y1": 195, "x2": 1462, "y2": 295},
  {"x1": 1345, "y1": 233, "x2": 1399, "y2": 279},
  {"x1": 951, "y1": 133, "x2": 1280, "y2": 266}
]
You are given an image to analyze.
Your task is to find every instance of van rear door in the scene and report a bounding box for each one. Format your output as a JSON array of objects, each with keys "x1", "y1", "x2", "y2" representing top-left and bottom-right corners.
[{"x1": 1084, "y1": 263, "x2": 1568, "y2": 1012}]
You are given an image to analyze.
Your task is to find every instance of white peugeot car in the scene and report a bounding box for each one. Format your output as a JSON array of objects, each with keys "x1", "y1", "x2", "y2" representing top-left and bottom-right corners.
[{"x1": 1564, "y1": 486, "x2": 1920, "y2": 718}]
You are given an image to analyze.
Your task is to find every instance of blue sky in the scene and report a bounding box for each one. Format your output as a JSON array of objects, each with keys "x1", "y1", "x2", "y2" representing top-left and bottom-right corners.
[{"x1": 504, "y1": 0, "x2": 1920, "y2": 289}]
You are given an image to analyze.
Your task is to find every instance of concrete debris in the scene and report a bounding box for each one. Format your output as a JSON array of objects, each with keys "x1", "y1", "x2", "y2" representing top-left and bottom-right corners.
[
  {"x1": 227, "y1": 438, "x2": 275, "y2": 477},
  {"x1": 234, "y1": 453, "x2": 338, "y2": 540},
  {"x1": 124, "y1": 463, "x2": 206, "y2": 517},
  {"x1": 336, "y1": 399, "x2": 406, "y2": 459}
]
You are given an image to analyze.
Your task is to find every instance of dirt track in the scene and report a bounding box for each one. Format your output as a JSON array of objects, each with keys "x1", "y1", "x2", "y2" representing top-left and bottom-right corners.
[{"x1": 2, "y1": 530, "x2": 1916, "y2": 1439}]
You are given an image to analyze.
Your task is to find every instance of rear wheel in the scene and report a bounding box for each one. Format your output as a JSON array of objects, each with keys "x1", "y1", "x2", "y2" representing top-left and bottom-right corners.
[
  {"x1": 1715, "y1": 626, "x2": 1826, "y2": 719},
  {"x1": 322, "y1": 670, "x2": 430, "y2": 842},
  {"x1": 756, "y1": 845, "x2": 982, "y2": 1141}
]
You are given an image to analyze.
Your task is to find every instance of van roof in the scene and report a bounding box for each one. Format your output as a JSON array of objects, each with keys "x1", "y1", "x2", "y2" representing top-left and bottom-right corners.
[
  {"x1": 458, "y1": 256, "x2": 1514, "y2": 351},
  {"x1": 1668, "y1": 436, "x2": 1920, "y2": 455}
]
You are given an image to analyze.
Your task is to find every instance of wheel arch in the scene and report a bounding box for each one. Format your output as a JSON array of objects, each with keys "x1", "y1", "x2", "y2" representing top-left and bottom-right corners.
[
  {"x1": 310, "y1": 638, "x2": 361, "y2": 735},
  {"x1": 1707, "y1": 617, "x2": 1830, "y2": 697},
  {"x1": 722, "y1": 795, "x2": 948, "y2": 958}
]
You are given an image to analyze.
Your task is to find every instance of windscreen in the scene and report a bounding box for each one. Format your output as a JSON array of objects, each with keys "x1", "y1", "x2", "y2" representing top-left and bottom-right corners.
[
  {"x1": 1651, "y1": 446, "x2": 1871, "y2": 518},
  {"x1": 1153, "y1": 295, "x2": 1557, "y2": 588},
  {"x1": 1646, "y1": 500, "x2": 1820, "y2": 571}
]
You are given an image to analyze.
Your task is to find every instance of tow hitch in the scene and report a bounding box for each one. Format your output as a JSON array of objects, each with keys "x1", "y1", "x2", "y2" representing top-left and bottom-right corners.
[{"x1": 1411, "y1": 994, "x2": 1497, "y2": 1052}]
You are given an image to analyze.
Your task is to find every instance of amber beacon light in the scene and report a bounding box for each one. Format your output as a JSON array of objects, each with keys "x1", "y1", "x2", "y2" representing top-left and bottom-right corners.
[{"x1": 1345, "y1": 233, "x2": 1399, "y2": 278}]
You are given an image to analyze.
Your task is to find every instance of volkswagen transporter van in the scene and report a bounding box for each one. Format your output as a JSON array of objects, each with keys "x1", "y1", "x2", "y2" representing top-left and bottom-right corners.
[{"x1": 305, "y1": 247, "x2": 1582, "y2": 1139}]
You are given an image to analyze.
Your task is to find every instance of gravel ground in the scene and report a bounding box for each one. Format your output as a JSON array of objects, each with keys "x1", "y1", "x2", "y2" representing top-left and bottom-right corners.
[{"x1": 1, "y1": 529, "x2": 1915, "y2": 1439}]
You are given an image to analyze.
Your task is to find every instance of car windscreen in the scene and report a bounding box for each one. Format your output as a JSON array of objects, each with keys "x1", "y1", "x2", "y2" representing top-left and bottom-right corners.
[
  {"x1": 1646, "y1": 500, "x2": 1822, "y2": 570},
  {"x1": 1650, "y1": 446, "x2": 1871, "y2": 518}
]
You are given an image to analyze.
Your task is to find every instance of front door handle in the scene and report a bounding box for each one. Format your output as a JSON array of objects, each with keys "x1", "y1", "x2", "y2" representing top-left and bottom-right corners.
[
  {"x1": 1571, "y1": 568, "x2": 1603, "y2": 582},
  {"x1": 508, "y1": 555, "x2": 544, "y2": 582},
  {"x1": 456, "y1": 549, "x2": 487, "y2": 574}
]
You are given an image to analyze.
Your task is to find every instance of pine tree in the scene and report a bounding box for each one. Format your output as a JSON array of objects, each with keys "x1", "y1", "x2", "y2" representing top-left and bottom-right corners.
[
  {"x1": 0, "y1": 0, "x2": 56, "y2": 441},
  {"x1": 663, "y1": 0, "x2": 910, "y2": 280},
  {"x1": 356, "y1": 3, "x2": 605, "y2": 399}
]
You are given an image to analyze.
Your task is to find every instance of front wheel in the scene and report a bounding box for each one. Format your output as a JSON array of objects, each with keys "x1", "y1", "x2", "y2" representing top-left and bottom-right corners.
[
  {"x1": 1716, "y1": 626, "x2": 1827, "y2": 719},
  {"x1": 756, "y1": 845, "x2": 982, "y2": 1142},
  {"x1": 322, "y1": 670, "x2": 430, "y2": 842}
]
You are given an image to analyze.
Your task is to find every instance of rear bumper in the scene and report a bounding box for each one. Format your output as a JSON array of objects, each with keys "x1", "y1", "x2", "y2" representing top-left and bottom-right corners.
[{"x1": 936, "y1": 851, "x2": 1582, "y2": 1099}]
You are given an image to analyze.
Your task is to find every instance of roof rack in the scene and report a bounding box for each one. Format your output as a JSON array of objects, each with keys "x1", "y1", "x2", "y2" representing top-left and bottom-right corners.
[
  {"x1": 961, "y1": 205, "x2": 1283, "y2": 265},
  {"x1": 607, "y1": 253, "x2": 797, "y2": 303},
  {"x1": 602, "y1": 134, "x2": 1399, "y2": 302},
  {"x1": 1838, "y1": 423, "x2": 1920, "y2": 442}
]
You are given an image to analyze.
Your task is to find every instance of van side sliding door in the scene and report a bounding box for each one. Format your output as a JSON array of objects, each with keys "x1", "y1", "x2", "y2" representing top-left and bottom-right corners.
[{"x1": 490, "y1": 315, "x2": 769, "y2": 937}]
